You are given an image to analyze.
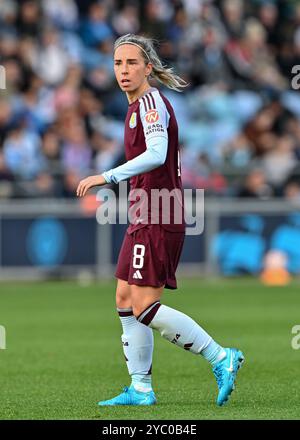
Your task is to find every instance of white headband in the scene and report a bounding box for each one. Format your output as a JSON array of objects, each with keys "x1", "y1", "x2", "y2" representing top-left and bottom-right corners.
[{"x1": 115, "y1": 42, "x2": 151, "y2": 61}]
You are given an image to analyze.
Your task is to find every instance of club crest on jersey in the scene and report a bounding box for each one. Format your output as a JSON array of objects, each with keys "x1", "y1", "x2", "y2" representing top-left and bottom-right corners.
[
  {"x1": 129, "y1": 112, "x2": 137, "y2": 128},
  {"x1": 145, "y1": 109, "x2": 159, "y2": 123}
]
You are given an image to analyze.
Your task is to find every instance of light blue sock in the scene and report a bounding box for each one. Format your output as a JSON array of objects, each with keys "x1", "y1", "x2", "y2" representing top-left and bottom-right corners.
[
  {"x1": 118, "y1": 308, "x2": 153, "y2": 393},
  {"x1": 131, "y1": 374, "x2": 152, "y2": 392},
  {"x1": 201, "y1": 339, "x2": 226, "y2": 367}
]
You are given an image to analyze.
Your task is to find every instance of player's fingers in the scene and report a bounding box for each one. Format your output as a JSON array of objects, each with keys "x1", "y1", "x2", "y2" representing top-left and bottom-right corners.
[
  {"x1": 81, "y1": 179, "x2": 90, "y2": 197},
  {"x1": 76, "y1": 181, "x2": 84, "y2": 197},
  {"x1": 79, "y1": 184, "x2": 85, "y2": 197},
  {"x1": 81, "y1": 182, "x2": 91, "y2": 197},
  {"x1": 77, "y1": 178, "x2": 95, "y2": 197},
  {"x1": 81, "y1": 186, "x2": 86, "y2": 197}
]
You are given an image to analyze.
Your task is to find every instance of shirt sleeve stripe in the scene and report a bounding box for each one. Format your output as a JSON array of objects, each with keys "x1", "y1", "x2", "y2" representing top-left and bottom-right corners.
[
  {"x1": 141, "y1": 96, "x2": 147, "y2": 112},
  {"x1": 149, "y1": 92, "x2": 156, "y2": 109},
  {"x1": 145, "y1": 94, "x2": 152, "y2": 110}
]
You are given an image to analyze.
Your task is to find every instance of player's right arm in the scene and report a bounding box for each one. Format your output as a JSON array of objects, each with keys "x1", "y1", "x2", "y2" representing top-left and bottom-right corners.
[
  {"x1": 77, "y1": 92, "x2": 170, "y2": 196},
  {"x1": 102, "y1": 93, "x2": 170, "y2": 184}
]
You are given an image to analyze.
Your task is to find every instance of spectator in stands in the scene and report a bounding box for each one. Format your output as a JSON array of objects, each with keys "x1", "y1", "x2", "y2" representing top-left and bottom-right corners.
[
  {"x1": 80, "y1": 2, "x2": 113, "y2": 47},
  {"x1": 0, "y1": 151, "x2": 14, "y2": 198},
  {"x1": 33, "y1": 27, "x2": 70, "y2": 86},
  {"x1": 61, "y1": 122, "x2": 92, "y2": 177},
  {"x1": 284, "y1": 180, "x2": 300, "y2": 204},
  {"x1": 262, "y1": 134, "x2": 297, "y2": 192},
  {"x1": 3, "y1": 119, "x2": 45, "y2": 180},
  {"x1": 237, "y1": 167, "x2": 273, "y2": 199}
]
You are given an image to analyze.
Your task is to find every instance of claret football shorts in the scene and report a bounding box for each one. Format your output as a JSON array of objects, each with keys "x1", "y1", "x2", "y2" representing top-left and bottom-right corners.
[{"x1": 115, "y1": 225, "x2": 185, "y2": 289}]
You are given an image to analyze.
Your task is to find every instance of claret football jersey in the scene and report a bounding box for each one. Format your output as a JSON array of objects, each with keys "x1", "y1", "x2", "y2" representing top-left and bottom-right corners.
[{"x1": 124, "y1": 87, "x2": 185, "y2": 234}]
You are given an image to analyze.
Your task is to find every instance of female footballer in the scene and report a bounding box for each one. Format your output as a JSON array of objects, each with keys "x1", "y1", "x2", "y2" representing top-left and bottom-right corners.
[{"x1": 77, "y1": 34, "x2": 244, "y2": 407}]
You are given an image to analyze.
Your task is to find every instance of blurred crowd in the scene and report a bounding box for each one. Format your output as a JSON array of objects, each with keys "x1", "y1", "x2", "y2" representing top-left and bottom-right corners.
[{"x1": 0, "y1": 0, "x2": 300, "y2": 200}]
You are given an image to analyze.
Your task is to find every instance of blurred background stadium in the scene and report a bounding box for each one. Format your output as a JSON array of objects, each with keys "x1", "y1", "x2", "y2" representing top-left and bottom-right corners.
[
  {"x1": 1, "y1": 0, "x2": 300, "y2": 281},
  {"x1": 1, "y1": 0, "x2": 300, "y2": 421}
]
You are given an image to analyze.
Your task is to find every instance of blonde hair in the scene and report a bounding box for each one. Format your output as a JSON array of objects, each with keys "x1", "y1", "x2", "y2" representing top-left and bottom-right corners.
[{"x1": 114, "y1": 34, "x2": 188, "y2": 92}]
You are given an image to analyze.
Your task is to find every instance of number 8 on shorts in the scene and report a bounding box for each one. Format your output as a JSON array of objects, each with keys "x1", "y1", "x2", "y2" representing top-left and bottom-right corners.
[{"x1": 133, "y1": 244, "x2": 145, "y2": 269}]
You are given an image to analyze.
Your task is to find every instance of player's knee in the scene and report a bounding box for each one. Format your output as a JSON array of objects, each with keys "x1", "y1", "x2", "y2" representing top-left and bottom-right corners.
[
  {"x1": 116, "y1": 293, "x2": 131, "y2": 309},
  {"x1": 116, "y1": 287, "x2": 131, "y2": 309}
]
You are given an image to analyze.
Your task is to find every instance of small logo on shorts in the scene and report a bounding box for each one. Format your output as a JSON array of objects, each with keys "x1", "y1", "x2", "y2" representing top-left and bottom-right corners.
[
  {"x1": 129, "y1": 112, "x2": 137, "y2": 128},
  {"x1": 133, "y1": 270, "x2": 143, "y2": 279}
]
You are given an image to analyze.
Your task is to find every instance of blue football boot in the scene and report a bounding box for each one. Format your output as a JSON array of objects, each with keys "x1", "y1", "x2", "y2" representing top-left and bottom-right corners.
[
  {"x1": 213, "y1": 347, "x2": 245, "y2": 406},
  {"x1": 97, "y1": 385, "x2": 157, "y2": 406}
]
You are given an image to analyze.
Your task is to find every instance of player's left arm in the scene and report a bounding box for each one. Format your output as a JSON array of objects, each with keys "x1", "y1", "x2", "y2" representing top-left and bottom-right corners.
[{"x1": 77, "y1": 96, "x2": 169, "y2": 196}]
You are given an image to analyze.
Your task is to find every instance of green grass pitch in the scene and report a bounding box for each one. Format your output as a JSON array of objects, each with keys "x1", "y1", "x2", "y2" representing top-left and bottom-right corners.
[{"x1": 0, "y1": 278, "x2": 299, "y2": 420}]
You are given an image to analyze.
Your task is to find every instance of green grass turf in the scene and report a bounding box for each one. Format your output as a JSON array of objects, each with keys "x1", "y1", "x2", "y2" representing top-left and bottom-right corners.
[{"x1": 0, "y1": 278, "x2": 299, "y2": 420}]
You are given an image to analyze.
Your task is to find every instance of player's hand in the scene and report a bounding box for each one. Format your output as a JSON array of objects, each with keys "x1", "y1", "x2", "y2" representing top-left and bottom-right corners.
[{"x1": 76, "y1": 175, "x2": 107, "y2": 197}]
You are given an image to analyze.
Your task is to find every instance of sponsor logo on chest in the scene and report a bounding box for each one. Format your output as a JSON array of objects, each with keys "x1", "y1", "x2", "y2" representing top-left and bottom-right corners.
[{"x1": 129, "y1": 112, "x2": 137, "y2": 128}]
